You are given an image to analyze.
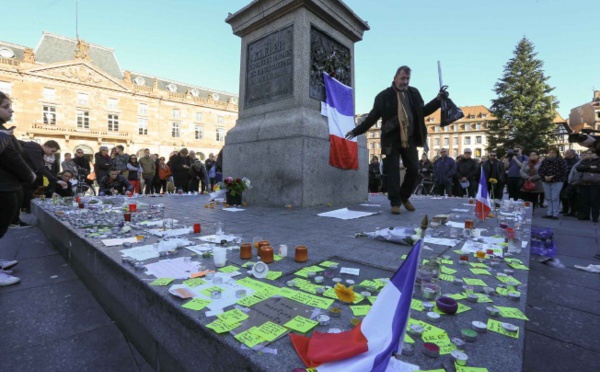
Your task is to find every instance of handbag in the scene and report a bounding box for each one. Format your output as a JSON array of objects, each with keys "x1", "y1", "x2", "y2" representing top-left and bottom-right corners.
[
  {"x1": 523, "y1": 180, "x2": 536, "y2": 191},
  {"x1": 581, "y1": 172, "x2": 600, "y2": 185}
]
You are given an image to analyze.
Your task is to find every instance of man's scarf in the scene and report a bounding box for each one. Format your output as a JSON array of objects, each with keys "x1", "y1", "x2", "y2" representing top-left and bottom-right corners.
[{"x1": 395, "y1": 89, "x2": 410, "y2": 148}]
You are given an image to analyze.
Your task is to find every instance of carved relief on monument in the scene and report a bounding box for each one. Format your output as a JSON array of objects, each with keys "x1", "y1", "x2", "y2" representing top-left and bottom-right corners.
[
  {"x1": 61, "y1": 65, "x2": 103, "y2": 84},
  {"x1": 309, "y1": 27, "x2": 351, "y2": 101}
]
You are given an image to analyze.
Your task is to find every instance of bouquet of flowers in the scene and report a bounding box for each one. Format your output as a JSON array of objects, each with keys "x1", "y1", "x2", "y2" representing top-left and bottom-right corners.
[{"x1": 218, "y1": 177, "x2": 251, "y2": 196}]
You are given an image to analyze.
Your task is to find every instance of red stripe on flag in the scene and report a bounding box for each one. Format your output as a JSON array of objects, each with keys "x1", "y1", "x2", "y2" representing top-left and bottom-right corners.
[
  {"x1": 475, "y1": 201, "x2": 491, "y2": 220},
  {"x1": 329, "y1": 134, "x2": 358, "y2": 170}
]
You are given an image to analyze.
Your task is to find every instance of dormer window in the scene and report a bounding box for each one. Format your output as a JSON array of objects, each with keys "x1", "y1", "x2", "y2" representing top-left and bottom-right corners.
[
  {"x1": 134, "y1": 77, "x2": 146, "y2": 85},
  {"x1": 0, "y1": 47, "x2": 15, "y2": 58},
  {"x1": 191, "y1": 89, "x2": 200, "y2": 97},
  {"x1": 167, "y1": 83, "x2": 177, "y2": 92}
]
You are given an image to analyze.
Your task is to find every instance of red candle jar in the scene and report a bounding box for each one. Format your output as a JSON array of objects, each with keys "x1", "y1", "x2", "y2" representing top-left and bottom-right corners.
[
  {"x1": 261, "y1": 246, "x2": 274, "y2": 264},
  {"x1": 75, "y1": 196, "x2": 81, "y2": 203},
  {"x1": 295, "y1": 245, "x2": 308, "y2": 262},
  {"x1": 124, "y1": 213, "x2": 131, "y2": 222},
  {"x1": 464, "y1": 220, "x2": 474, "y2": 229},
  {"x1": 78, "y1": 202, "x2": 84, "y2": 209},
  {"x1": 486, "y1": 248, "x2": 494, "y2": 255},
  {"x1": 129, "y1": 204, "x2": 137, "y2": 212},
  {"x1": 193, "y1": 223, "x2": 201, "y2": 234},
  {"x1": 240, "y1": 243, "x2": 252, "y2": 260},
  {"x1": 459, "y1": 254, "x2": 469, "y2": 262},
  {"x1": 257, "y1": 240, "x2": 270, "y2": 255}
]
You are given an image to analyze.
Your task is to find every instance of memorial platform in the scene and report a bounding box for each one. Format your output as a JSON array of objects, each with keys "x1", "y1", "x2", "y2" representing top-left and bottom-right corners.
[{"x1": 30, "y1": 194, "x2": 534, "y2": 371}]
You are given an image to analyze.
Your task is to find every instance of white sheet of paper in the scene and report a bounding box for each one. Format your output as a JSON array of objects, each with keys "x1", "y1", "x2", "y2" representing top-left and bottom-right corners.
[
  {"x1": 386, "y1": 358, "x2": 420, "y2": 372},
  {"x1": 318, "y1": 208, "x2": 376, "y2": 220},
  {"x1": 147, "y1": 227, "x2": 192, "y2": 238},
  {"x1": 451, "y1": 208, "x2": 470, "y2": 212},
  {"x1": 359, "y1": 203, "x2": 381, "y2": 207},
  {"x1": 185, "y1": 244, "x2": 217, "y2": 255},
  {"x1": 139, "y1": 219, "x2": 179, "y2": 227},
  {"x1": 120, "y1": 244, "x2": 159, "y2": 261},
  {"x1": 168, "y1": 273, "x2": 256, "y2": 310},
  {"x1": 102, "y1": 237, "x2": 138, "y2": 247},
  {"x1": 446, "y1": 221, "x2": 466, "y2": 228},
  {"x1": 198, "y1": 234, "x2": 238, "y2": 243},
  {"x1": 144, "y1": 257, "x2": 202, "y2": 279},
  {"x1": 340, "y1": 267, "x2": 360, "y2": 276},
  {"x1": 424, "y1": 237, "x2": 459, "y2": 246},
  {"x1": 223, "y1": 207, "x2": 245, "y2": 212}
]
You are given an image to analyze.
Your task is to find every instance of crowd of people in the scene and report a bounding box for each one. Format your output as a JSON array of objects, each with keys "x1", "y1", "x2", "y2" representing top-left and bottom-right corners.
[
  {"x1": 0, "y1": 90, "x2": 225, "y2": 286},
  {"x1": 368, "y1": 145, "x2": 600, "y2": 222}
]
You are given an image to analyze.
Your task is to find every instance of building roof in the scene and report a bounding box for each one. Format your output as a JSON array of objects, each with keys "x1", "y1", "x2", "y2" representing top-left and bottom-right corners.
[
  {"x1": 34, "y1": 32, "x2": 123, "y2": 80},
  {"x1": 0, "y1": 40, "x2": 29, "y2": 61}
]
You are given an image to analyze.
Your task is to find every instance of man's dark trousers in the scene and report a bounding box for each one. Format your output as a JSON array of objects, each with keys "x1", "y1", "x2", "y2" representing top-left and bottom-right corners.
[
  {"x1": 507, "y1": 177, "x2": 522, "y2": 201},
  {"x1": 384, "y1": 141, "x2": 418, "y2": 206}
]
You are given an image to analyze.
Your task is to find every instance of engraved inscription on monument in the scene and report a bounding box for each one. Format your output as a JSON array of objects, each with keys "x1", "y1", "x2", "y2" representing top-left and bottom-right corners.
[
  {"x1": 309, "y1": 26, "x2": 351, "y2": 101},
  {"x1": 245, "y1": 26, "x2": 293, "y2": 108}
]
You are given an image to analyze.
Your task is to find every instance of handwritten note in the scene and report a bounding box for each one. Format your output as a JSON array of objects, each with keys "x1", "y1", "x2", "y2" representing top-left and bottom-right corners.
[
  {"x1": 218, "y1": 308, "x2": 249, "y2": 325},
  {"x1": 200, "y1": 286, "x2": 225, "y2": 298},
  {"x1": 236, "y1": 277, "x2": 280, "y2": 295},
  {"x1": 445, "y1": 293, "x2": 467, "y2": 300},
  {"x1": 278, "y1": 287, "x2": 334, "y2": 309},
  {"x1": 404, "y1": 334, "x2": 415, "y2": 344},
  {"x1": 441, "y1": 266, "x2": 457, "y2": 275},
  {"x1": 472, "y1": 293, "x2": 493, "y2": 303},
  {"x1": 495, "y1": 306, "x2": 529, "y2": 321},
  {"x1": 359, "y1": 280, "x2": 379, "y2": 288},
  {"x1": 470, "y1": 268, "x2": 492, "y2": 276},
  {"x1": 496, "y1": 275, "x2": 522, "y2": 285},
  {"x1": 407, "y1": 318, "x2": 445, "y2": 337},
  {"x1": 150, "y1": 278, "x2": 174, "y2": 286},
  {"x1": 439, "y1": 274, "x2": 455, "y2": 282},
  {"x1": 319, "y1": 260, "x2": 339, "y2": 268},
  {"x1": 509, "y1": 263, "x2": 530, "y2": 271},
  {"x1": 265, "y1": 271, "x2": 283, "y2": 280},
  {"x1": 183, "y1": 278, "x2": 206, "y2": 287},
  {"x1": 462, "y1": 278, "x2": 488, "y2": 286},
  {"x1": 206, "y1": 318, "x2": 241, "y2": 334},
  {"x1": 182, "y1": 298, "x2": 212, "y2": 311},
  {"x1": 255, "y1": 321, "x2": 288, "y2": 342},
  {"x1": 487, "y1": 318, "x2": 519, "y2": 339},
  {"x1": 422, "y1": 332, "x2": 456, "y2": 355},
  {"x1": 441, "y1": 259, "x2": 454, "y2": 265},
  {"x1": 350, "y1": 305, "x2": 371, "y2": 317},
  {"x1": 236, "y1": 291, "x2": 271, "y2": 307},
  {"x1": 234, "y1": 327, "x2": 266, "y2": 348},
  {"x1": 455, "y1": 366, "x2": 490, "y2": 372},
  {"x1": 469, "y1": 262, "x2": 490, "y2": 269},
  {"x1": 218, "y1": 265, "x2": 239, "y2": 273},
  {"x1": 284, "y1": 316, "x2": 318, "y2": 333},
  {"x1": 411, "y1": 299, "x2": 425, "y2": 311}
]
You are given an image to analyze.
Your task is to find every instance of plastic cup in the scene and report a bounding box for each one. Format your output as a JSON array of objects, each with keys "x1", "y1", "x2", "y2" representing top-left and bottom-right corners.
[{"x1": 213, "y1": 248, "x2": 227, "y2": 268}]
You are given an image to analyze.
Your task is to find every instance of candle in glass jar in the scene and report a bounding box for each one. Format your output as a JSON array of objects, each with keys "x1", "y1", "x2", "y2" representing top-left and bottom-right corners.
[
  {"x1": 124, "y1": 213, "x2": 131, "y2": 222},
  {"x1": 459, "y1": 254, "x2": 469, "y2": 263},
  {"x1": 260, "y1": 246, "x2": 274, "y2": 264},
  {"x1": 257, "y1": 240, "x2": 270, "y2": 255},
  {"x1": 464, "y1": 220, "x2": 474, "y2": 229},
  {"x1": 240, "y1": 243, "x2": 252, "y2": 260},
  {"x1": 475, "y1": 250, "x2": 486, "y2": 259},
  {"x1": 294, "y1": 245, "x2": 308, "y2": 262}
]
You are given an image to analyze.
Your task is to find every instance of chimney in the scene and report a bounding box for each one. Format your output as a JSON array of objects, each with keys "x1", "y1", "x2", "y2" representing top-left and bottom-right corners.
[{"x1": 594, "y1": 90, "x2": 600, "y2": 102}]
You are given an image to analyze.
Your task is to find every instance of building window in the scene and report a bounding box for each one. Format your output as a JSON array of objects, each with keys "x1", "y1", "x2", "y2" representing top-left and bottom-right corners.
[
  {"x1": 476, "y1": 136, "x2": 482, "y2": 144},
  {"x1": 369, "y1": 142, "x2": 374, "y2": 149},
  {"x1": 76, "y1": 110, "x2": 89, "y2": 129},
  {"x1": 43, "y1": 88, "x2": 55, "y2": 101},
  {"x1": 481, "y1": 114, "x2": 487, "y2": 118},
  {"x1": 434, "y1": 138, "x2": 440, "y2": 146},
  {"x1": 435, "y1": 127, "x2": 440, "y2": 133},
  {"x1": 369, "y1": 132, "x2": 375, "y2": 138},
  {"x1": 475, "y1": 149, "x2": 482, "y2": 157},
  {"x1": 464, "y1": 137, "x2": 471, "y2": 145},
  {"x1": 171, "y1": 122, "x2": 180, "y2": 137},
  {"x1": 107, "y1": 114, "x2": 119, "y2": 131},
  {"x1": 43, "y1": 106, "x2": 56, "y2": 125},
  {"x1": 216, "y1": 127, "x2": 225, "y2": 142},
  {"x1": 138, "y1": 119, "x2": 148, "y2": 135},
  {"x1": 453, "y1": 137, "x2": 458, "y2": 145},
  {"x1": 108, "y1": 98, "x2": 118, "y2": 110},
  {"x1": 443, "y1": 138, "x2": 449, "y2": 146},
  {"x1": 444, "y1": 126, "x2": 449, "y2": 132},
  {"x1": 195, "y1": 125, "x2": 204, "y2": 140},
  {"x1": 453, "y1": 124, "x2": 459, "y2": 131},
  {"x1": 138, "y1": 103, "x2": 148, "y2": 115},
  {"x1": 217, "y1": 115, "x2": 224, "y2": 124},
  {"x1": 476, "y1": 123, "x2": 482, "y2": 130},
  {"x1": 0, "y1": 81, "x2": 12, "y2": 95},
  {"x1": 376, "y1": 121, "x2": 381, "y2": 128},
  {"x1": 453, "y1": 149, "x2": 458, "y2": 157},
  {"x1": 172, "y1": 109, "x2": 180, "y2": 118},
  {"x1": 78, "y1": 93, "x2": 89, "y2": 105},
  {"x1": 195, "y1": 112, "x2": 203, "y2": 122}
]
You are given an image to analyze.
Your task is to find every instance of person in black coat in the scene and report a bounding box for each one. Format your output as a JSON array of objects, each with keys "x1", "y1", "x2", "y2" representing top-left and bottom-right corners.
[
  {"x1": 20, "y1": 140, "x2": 65, "y2": 213},
  {"x1": 169, "y1": 148, "x2": 191, "y2": 192},
  {"x1": 346, "y1": 66, "x2": 444, "y2": 214},
  {"x1": 455, "y1": 148, "x2": 479, "y2": 198},
  {"x1": 481, "y1": 151, "x2": 505, "y2": 201},
  {"x1": 368, "y1": 156, "x2": 382, "y2": 193},
  {"x1": 94, "y1": 146, "x2": 112, "y2": 186},
  {"x1": 46, "y1": 171, "x2": 75, "y2": 198},
  {"x1": 98, "y1": 168, "x2": 133, "y2": 196},
  {"x1": 0, "y1": 92, "x2": 36, "y2": 238}
]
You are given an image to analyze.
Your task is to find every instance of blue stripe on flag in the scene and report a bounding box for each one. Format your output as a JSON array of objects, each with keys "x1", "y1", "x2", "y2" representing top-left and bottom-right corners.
[{"x1": 324, "y1": 72, "x2": 354, "y2": 117}]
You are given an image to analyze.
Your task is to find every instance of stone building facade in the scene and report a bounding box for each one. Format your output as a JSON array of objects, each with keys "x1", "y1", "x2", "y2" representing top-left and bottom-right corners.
[
  {"x1": 0, "y1": 32, "x2": 238, "y2": 162},
  {"x1": 569, "y1": 90, "x2": 600, "y2": 133}
]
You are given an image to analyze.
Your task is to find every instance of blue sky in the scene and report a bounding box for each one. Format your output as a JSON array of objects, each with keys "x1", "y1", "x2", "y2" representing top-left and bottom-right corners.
[{"x1": 3, "y1": 0, "x2": 598, "y2": 118}]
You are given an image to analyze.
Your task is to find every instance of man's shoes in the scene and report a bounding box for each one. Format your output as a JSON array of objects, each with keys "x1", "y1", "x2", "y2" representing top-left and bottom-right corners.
[
  {"x1": 9, "y1": 220, "x2": 31, "y2": 228},
  {"x1": 391, "y1": 206, "x2": 401, "y2": 215},
  {"x1": 542, "y1": 215, "x2": 552, "y2": 219},
  {"x1": 0, "y1": 271, "x2": 20, "y2": 286},
  {"x1": 0, "y1": 260, "x2": 18, "y2": 270},
  {"x1": 401, "y1": 200, "x2": 416, "y2": 212}
]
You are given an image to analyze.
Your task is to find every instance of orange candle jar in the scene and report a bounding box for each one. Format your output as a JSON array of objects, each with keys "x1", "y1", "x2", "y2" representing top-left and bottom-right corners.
[
  {"x1": 261, "y1": 246, "x2": 274, "y2": 264},
  {"x1": 240, "y1": 243, "x2": 252, "y2": 260},
  {"x1": 295, "y1": 245, "x2": 308, "y2": 262},
  {"x1": 464, "y1": 220, "x2": 474, "y2": 229},
  {"x1": 257, "y1": 240, "x2": 270, "y2": 255}
]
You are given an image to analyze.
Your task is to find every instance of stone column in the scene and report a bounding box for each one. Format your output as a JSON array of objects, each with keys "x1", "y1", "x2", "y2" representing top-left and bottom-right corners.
[{"x1": 224, "y1": 0, "x2": 370, "y2": 207}]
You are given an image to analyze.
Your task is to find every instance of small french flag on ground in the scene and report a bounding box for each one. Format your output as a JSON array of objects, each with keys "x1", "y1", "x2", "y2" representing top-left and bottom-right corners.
[
  {"x1": 290, "y1": 239, "x2": 422, "y2": 371},
  {"x1": 323, "y1": 72, "x2": 359, "y2": 170},
  {"x1": 475, "y1": 169, "x2": 492, "y2": 220}
]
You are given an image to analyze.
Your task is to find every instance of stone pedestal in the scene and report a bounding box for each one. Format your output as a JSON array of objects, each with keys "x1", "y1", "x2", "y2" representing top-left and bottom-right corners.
[{"x1": 224, "y1": 0, "x2": 370, "y2": 207}]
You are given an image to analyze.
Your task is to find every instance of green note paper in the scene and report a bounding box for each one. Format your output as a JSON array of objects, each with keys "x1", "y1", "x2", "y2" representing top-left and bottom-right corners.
[
  {"x1": 411, "y1": 299, "x2": 425, "y2": 311},
  {"x1": 441, "y1": 266, "x2": 457, "y2": 275},
  {"x1": 469, "y1": 262, "x2": 490, "y2": 269},
  {"x1": 218, "y1": 308, "x2": 249, "y2": 326},
  {"x1": 150, "y1": 278, "x2": 174, "y2": 286},
  {"x1": 439, "y1": 273, "x2": 455, "y2": 282},
  {"x1": 200, "y1": 286, "x2": 225, "y2": 298},
  {"x1": 206, "y1": 318, "x2": 241, "y2": 334},
  {"x1": 255, "y1": 321, "x2": 288, "y2": 342},
  {"x1": 509, "y1": 263, "x2": 529, "y2": 271},
  {"x1": 441, "y1": 259, "x2": 454, "y2": 265},
  {"x1": 234, "y1": 327, "x2": 266, "y2": 348},
  {"x1": 487, "y1": 318, "x2": 519, "y2": 339},
  {"x1": 182, "y1": 298, "x2": 212, "y2": 311},
  {"x1": 404, "y1": 334, "x2": 415, "y2": 344},
  {"x1": 218, "y1": 265, "x2": 239, "y2": 273},
  {"x1": 455, "y1": 366, "x2": 490, "y2": 372},
  {"x1": 400, "y1": 254, "x2": 407, "y2": 260},
  {"x1": 472, "y1": 293, "x2": 493, "y2": 303},
  {"x1": 422, "y1": 332, "x2": 456, "y2": 355},
  {"x1": 359, "y1": 280, "x2": 379, "y2": 288},
  {"x1": 350, "y1": 305, "x2": 371, "y2": 317},
  {"x1": 273, "y1": 254, "x2": 283, "y2": 261},
  {"x1": 319, "y1": 260, "x2": 339, "y2": 267},
  {"x1": 183, "y1": 278, "x2": 206, "y2": 287},
  {"x1": 284, "y1": 316, "x2": 318, "y2": 333},
  {"x1": 445, "y1": 293, "x2": 467, "y2": 300},
  {"x1": 368, "y1": 296, "x2": 377, "y2": 305},
  {"x1": 495, "y1": 275, "x2": 522, "y2": 285},
  {"x1": 462, "y1": 278, "x2": 487, "y2": 286},
  {"x1": 265, "y1": 271, "x2": 283, "y2": 280},
  {"x1": 495, "y1": 306, "x2": 529, "y2": 321},
  {"x1": 470, "y1": 268, "x2": 492, "y2": 276}
]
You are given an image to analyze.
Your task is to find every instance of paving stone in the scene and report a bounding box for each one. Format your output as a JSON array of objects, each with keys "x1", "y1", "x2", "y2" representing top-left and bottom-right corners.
[{"x1": 524, "y1": 331, "x2": 599, "y2": 372}]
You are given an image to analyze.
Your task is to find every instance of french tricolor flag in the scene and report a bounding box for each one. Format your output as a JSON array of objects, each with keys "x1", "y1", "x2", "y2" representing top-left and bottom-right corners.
[
  {"x1": 323, "y1": 72, "x2": 359, "y2": 170},
  {"x1": 290, "y1": 240, "x2": 422, "y2": 371},
  {"x1": 475, "y1": 168, "x2": 492, "y2": 220}
]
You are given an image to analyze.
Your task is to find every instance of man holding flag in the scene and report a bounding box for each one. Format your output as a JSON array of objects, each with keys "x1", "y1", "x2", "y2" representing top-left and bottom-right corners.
[{"x1": 346, "y1": 66, "x2": 446, "y2": 215}]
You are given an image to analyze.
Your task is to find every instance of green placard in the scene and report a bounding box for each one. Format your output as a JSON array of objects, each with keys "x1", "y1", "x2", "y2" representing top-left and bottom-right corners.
[
  {"x1": 150, "y1": 278, "x2": 174, "y2": 286},
  {"x1": 182, "y1": 298, "x2": 211, "y2": 311},
  {"x1": 283, "y1": 316, "x2": 318, "y2": 333}
]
